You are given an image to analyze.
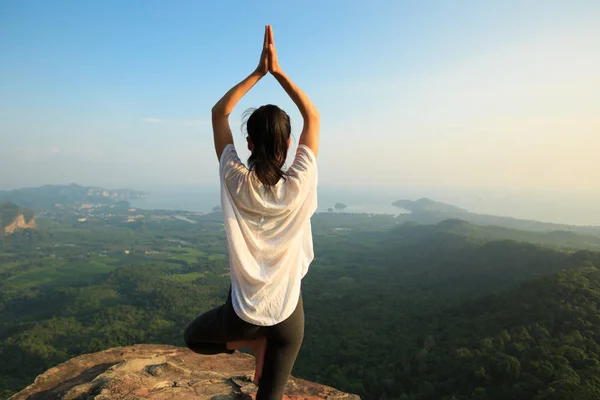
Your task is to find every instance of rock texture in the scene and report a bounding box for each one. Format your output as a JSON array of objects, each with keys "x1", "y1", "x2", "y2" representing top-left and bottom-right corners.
[
  {"x1": 4, "y1": 214, "x2": 36, "y2": 234},
  {"x1": 0, "y1": 201, "x2": 36, "y2": 235},
  {"x1": 10, "y1": 344, "x2": 359, "y2": 400}
]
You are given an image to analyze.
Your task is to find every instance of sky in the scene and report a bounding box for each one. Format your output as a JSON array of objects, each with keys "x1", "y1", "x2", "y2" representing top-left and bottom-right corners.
[{"x1": 1, "y1": 0, "x2": 599, "y2": 196}]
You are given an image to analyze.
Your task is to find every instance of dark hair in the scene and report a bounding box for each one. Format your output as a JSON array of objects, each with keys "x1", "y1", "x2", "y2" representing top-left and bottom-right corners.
[{"x1": 244, "y1": 104, "x2": 291, "y2": 187}]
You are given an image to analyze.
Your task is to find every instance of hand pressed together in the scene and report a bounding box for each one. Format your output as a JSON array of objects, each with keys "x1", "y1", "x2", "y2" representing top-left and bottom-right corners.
[
  {"x1": 213, "y1": 24, "x2": 319, "y2": 160},
  {"x1": 256, "y1": 26, "x2": 269, "y2": 76},
  {"x1": 256, "y1": 25, "x2": 282, "y2": 76}
]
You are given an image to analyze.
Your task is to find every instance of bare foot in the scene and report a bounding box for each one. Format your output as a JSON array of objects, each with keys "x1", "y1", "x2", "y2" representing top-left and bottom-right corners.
[
  {"x1": 250, "y1": 336, "x2": 267, "y2": 385},
  {"x1": 226, "y1": 337, "x2": 268, "y2": 386}
]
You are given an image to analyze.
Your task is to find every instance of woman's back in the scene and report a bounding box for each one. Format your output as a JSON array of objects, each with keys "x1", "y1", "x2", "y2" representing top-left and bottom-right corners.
[{"x1": 220, "y1": 143, "x2": 318, "y2": 326}]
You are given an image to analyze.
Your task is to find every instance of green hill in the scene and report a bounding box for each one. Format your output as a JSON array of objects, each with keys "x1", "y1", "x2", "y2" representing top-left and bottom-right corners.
[
  {"x1": 393, "y1": 198, "x2": 600, "y2": 237},
  {"x1": 400, "y1": 219, "x2": 600, "y2": 251}
]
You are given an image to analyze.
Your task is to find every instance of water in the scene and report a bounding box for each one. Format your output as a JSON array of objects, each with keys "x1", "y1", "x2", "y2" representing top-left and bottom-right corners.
[
  {"x1": 130, "y1": 187, "x2": 220, "y2": 212},
  {"x1": 129, "y1": 186, "x2": 408, "y2": 216},
  {"x1": 130, "y1": 185, "x2": 600, "y2": 227}
]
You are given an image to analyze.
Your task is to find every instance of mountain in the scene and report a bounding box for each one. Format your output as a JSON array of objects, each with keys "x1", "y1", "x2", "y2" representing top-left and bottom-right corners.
[
  {"x1": 0, "y1": 184, "x2": 145, "y2": 211},
  {"x1": 403, "y1": 219, "x2": 600, "y2": 251},
  {"x1": 0, "y1": 201, "x2": 35, "y2": 235},
  {"x1": 393, "y1": 197, "x2": 600, "y2": 236},
  {"x1": 9, "y1": 344, "x2": 358, "y2": 400}
]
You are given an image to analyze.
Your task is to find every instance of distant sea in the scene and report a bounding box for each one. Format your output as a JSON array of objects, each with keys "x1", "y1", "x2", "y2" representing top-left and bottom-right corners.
[
  {"x1": 129, "y1": 186, "x2": 405, "y2": 215},
  {"x1": 130, "y1": 185, "x2": 600, "y2": 227}
]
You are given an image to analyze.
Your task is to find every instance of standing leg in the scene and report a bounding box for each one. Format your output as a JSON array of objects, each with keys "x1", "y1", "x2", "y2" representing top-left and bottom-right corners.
[{"x1": 256, "y1": 295, "x2": 305, "y2": 400}]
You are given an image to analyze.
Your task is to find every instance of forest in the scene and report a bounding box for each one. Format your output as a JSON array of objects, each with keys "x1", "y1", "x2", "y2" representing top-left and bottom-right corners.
[{"x1": 1, "y1": 205, "x2": 600, "y2": 399}]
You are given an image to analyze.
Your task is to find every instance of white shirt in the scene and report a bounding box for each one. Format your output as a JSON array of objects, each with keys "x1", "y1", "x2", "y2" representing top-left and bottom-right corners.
[{"x1": 219, "y1": 144, "x2": 318, "y2": 326}]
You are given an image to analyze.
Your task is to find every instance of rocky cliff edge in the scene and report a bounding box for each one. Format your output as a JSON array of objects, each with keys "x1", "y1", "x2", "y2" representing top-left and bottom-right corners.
[{"x1": 10, "y1": 344, "x2": 359, "y2": 400}]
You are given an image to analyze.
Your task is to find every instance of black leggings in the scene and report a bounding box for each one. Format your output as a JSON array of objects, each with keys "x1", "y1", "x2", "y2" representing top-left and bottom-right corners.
[{"x1": 184, "y1": 288, "x2": 304, "y2": 400}]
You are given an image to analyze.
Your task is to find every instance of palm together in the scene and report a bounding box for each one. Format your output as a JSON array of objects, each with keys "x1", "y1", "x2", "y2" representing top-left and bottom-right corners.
[{"x1": 257, "y1": 25, "x2": 280, "y2": 76}]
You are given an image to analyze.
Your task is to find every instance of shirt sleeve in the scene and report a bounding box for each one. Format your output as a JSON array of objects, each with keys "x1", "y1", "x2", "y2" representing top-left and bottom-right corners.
[
  {"x1": 287, "y1": 145, "x2": 317, "y2": 184},
  {"x1": 286, "y1": 145, "x2": 318, "y2": 213},
  {"x1": 219, "y1": 144, "x2": 245, "y2": 181}
]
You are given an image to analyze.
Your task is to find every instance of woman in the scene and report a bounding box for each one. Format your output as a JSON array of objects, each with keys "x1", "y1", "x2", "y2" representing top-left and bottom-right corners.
[{"x1": 184, "y1": 25, "x2": 319, "y2": 400}]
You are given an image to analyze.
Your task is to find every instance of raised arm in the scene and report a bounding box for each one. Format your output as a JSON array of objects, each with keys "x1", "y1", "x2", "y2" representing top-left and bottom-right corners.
[
  {"x1": 211, "y1": 27, "x2": 270, "y2": 160},
  {"x1": 267, "y1": 25, "x2": 320, "y2": 157}
]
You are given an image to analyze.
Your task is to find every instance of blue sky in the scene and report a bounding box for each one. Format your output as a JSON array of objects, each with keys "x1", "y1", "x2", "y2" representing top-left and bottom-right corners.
[{"x1": 1, "y1": 0, "x2": 599, "y2": 192}]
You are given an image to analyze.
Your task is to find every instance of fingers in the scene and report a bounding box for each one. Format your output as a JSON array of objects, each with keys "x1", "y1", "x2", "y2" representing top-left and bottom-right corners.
[
  {"x1": 263, "y1": 25, "x2": 268, "y2": 48},
  {"x1": 268, "y1": 25, "x2": 274, "y2": 46}
]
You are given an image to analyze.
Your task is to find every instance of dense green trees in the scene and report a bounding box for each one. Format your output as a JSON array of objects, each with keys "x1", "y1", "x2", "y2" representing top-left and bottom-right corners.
[
  {"x1": 2, "y1": 214, "x2": 600, "y2": 399},
  {"x1": 396, "y1": 266, "x2": 600, "y2": 399},
  {"x1": 294, "y1": 228, "x2": 600, "y2": 399}
]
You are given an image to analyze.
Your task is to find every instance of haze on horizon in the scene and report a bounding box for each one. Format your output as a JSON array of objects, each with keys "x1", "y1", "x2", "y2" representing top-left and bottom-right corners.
[{"x1": 1, "y1": 1, "x2": 599, "y2": 198}]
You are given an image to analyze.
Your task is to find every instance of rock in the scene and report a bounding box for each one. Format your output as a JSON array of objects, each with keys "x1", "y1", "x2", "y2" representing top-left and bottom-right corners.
[
  {"x1": 0, "y1": 201, "x2": 36, "y2": 235},
  {"x1": 10, "y1": 344, "x2": 359, "y2": 400}
]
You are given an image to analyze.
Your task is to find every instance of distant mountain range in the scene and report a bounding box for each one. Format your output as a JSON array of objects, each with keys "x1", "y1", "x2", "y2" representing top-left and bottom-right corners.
[
  {"x1": 393, "y1": 197, "x2": 600, "y2": 236},
  {"x1": 1, "y1": 185, "x2": 598, "y2": 238},
  {"x1": 0, "y1": 184, "x2": 145, "y2": 211}
]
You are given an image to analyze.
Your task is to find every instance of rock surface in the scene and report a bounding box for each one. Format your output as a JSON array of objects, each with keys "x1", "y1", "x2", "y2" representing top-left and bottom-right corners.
[
  {"x1": 10, "y1": 344, "x2": 359, "y2": 400},
  {"x1": 4, "y1": 214, "x2": 36, "y2": 234},
  {"x1": 0, "y1": 201, "x2": 36, "y2": 235}
]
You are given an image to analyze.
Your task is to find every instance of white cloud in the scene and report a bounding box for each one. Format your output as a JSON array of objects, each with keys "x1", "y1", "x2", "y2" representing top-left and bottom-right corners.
[{"x1": 143, "y1": 118, "x2": 162, "y2": 123}]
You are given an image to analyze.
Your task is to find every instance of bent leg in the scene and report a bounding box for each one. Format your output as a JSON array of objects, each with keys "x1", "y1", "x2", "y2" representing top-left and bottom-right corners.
[
  {"x1": 184, "y1": 302, "x2": 235, "y2": 355},
  {"x1": 184, "y1": 290, "x2": 261, "y2": 355}
]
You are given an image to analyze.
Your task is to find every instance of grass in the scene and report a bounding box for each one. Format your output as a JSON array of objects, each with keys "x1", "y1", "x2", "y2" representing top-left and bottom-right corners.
[
  {"x1": 165, "y1": 247, "x2": 205, "y2": 263},
  {"x1": 164, "y1": 272, "x2": 206, "y2": 283},
  {"x1": 2, "y1": 258, "x2": 116, "y2": 291},
  {"x1": 0, "y1": 261, "x2": 21, "y2": 274}
]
